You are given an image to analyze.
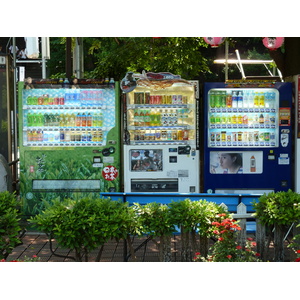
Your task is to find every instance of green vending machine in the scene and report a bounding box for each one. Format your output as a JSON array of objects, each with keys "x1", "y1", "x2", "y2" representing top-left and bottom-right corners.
[{"x1": 18, "y1": 78, "x2": 121, "y2": 217}]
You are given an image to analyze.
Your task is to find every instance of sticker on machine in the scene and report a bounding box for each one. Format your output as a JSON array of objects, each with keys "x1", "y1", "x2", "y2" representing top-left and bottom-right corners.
[
  {"x1": 278, "y1": 153, "x2": 290, "y2": 165},
  {"x1": 102, "y1": 165, "x2": 119, "y2": 181},
  {"x1": 178, "y1": 170, "x2": 189, "y2": 177},
  {"x1": 210, "y1": 151, "x2": 263, "y2": 174}
]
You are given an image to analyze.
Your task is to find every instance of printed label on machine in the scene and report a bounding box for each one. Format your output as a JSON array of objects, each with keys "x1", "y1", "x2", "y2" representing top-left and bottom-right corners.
[
  {"x1": 210, "y1": 151, "x2": 263, "y2": 174},
  {"x1": 278, "y1": 153, "x2": 290, "y2": 165}
]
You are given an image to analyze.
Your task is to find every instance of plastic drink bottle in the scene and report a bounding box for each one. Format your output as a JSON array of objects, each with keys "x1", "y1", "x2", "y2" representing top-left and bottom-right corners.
[
  {"x1": 248, "y1": 92, "x2": 254, "y2": 108},
  {"x1": 87, "y1": 113, "x2": 92, "y2": 127},
  {"x1": 254, "y1": 92, "x2": 259, "y2": 107},
  {"x1": 209, "y1": 91, "x2": 215, "y2": 108},
  {"x1": 237, "y1": 91, "x2": 243, "y2": 108},
  {"x1": 221, "y1": 91, "x2": 226, "y2": 108},
  {"x1": 145, "y1": 110, "x2": 150, "y2": 126},
  {"x1": 232, "y1": 91, "x2": 238, "y2": 108},
  {"x1": 215, "y1": 92, "x2": 221, "y2": 108},
  {"x1": 226, "y1": 92, "x2": 232, "y2": 108},
  {"x1": 81, "y1": 112, "x2": 87, "y2": 127},
  {"x1": 259, "y1": 92, "x2": 265, "y2": 107},
  {"x1": 139, "y1": 110, "x2": 145, "y2": 126},
  {"x1": 243, "y1": 91, "x2": 248, "y2": 108}
]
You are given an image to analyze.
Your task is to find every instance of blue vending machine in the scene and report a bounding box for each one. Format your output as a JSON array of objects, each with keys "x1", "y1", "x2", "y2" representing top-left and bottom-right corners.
[{"x1": 203, "y1": 81, "x2": 293, "y2": 194}]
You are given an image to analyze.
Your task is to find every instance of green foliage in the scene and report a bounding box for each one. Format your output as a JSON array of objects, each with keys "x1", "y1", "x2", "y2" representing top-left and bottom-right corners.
[
  {"x1": 168, "y1": 198, "x2": 228, "y2": 236},
  {"x1": 135, "y1": 202, "x2": 175, "y2": 237},
  {"x1": 252, "y1": 190, "x2": 300, "y2": 226},
  {"x1": 29, "y1": 197, "x2": 136, "y2": 261},
  {"x1": 0, "y1": 192, "x2": 21, "y2": 260}
]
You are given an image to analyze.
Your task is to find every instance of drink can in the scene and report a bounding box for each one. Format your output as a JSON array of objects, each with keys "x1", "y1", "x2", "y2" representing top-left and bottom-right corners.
[
  {"x1": 216, "y1": 132, "x2": 220, "y2": 142},
  {"x1": 254, "y1": 131, "x2": 259, "y2": 141},
  {"x1": 210, "y1": 132, "x2": 215, "y2": 142},
  {"x1": 270, "y1": 132, "x2": 275, "y2": 141},
  {"x1": 38, "y1": 97, "x2": 43, "y2": 105},
  {"x1": 248, "y1": 132, "x2": 254, "y2": 141},
  {"x1": 259, "y1": 133, "x2": 265, "y2": 141},
  {"x1": 139, "y1": 93, "x2": 145, "y2": 104},
  {"x1": 226, "y1": 133, "x2": 231, "y2": 142},
  {"x1": 150, "y1": 95, "x2": 155, "y2": 104},
  {"x1": 145, "y1": 92, "x2": 150, "y2": 104},
  {"x1": 264, "y1": 132, "x2": 270, "y2": 141},
  {"x1": 178, "y1": 130, "x2": 183, "y2": 140},
  {"x1": 183, "y1": 130, "x2": 189, "y2": 140},
  {"x1": 140, "y1": 130, "x2": 145, "y2": 140},
  {"x1": 167, "y1": 95, "x2": 172, "y2": 104},
  {"x1": 162, "y1": 95, "x2": 167, "y2": 104},
  {"x1": 182, "y1": 96, "x2": 188, "y2": 104},
  {"x1": 232, "y1": 132, "x2": 237, "y2": 142},
  {"x1": 172, "y1": 95, "x2": 177, "y2": 104},
  {"x1": 177, "y1": 95, "x2": 183, "y2": 104},
  {"x1": 59, "y1": 97, "x2": 65, "y2": 105},
  {"x1": 238, "y1": 131, "x2": 243, "y2": 142},
  {"x1": 155, "y1": 130, "x2": 161, "y2": 140},
  {"x1": 134, "y1": 93, "x2": 138, "y2": 104},
  {"x1": 155, "y1": 95, "x2": 160, "y2": 104},
  {"x1": 221, "y1": 131, "x2": 226, "y2": 142},
  {"x1": 172, "y1": 130, "x2": 178, "y2": 140},
  {"x1": 161, "y1": 130, "x2": 167, "y2": 140}
]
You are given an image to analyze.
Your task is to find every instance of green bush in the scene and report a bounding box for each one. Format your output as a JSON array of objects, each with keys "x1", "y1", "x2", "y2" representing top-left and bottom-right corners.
[
  {"x1": 29, "y1": 197, "x2": 137, "y2": 261},
  {"x1": 135, "y1": 202, "x2": 175, "y2": 261},
  {"x1": 252, "y1": 190, "x2": 300, "y2": 226},
  {"x1": 0, "y1": 192, "x2": 21, "y2": 260}
]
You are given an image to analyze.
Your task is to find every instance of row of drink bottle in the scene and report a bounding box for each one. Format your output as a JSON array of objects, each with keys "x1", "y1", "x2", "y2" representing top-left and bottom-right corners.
[
  {"x1": 209, "y1": 90, "x2": 276, "y2": 109},
  {"x1": 210, "y1": 113, "x2": 275, "y2": 126},
  {"x1": 210, "y1": 130, "x2": 275, "y2": 143},
  {"x1": 133, "y1": 109, "x2": 188, "y2": 127},
  {"x1": 26, "y1": 90, "x2": 104, "y2": 106},
  {"x1": 26, "y1": 130, "x2": 103, "y2": 143},
  {"x1": 26, "y1": 112, "x2": 103, "y2": 127},
  {"x1": 133, "y1": 92, "x2": 188, "y2": 105},
  {"x1": 133, "y1": 129, "x2": 189, "y2": 141}
]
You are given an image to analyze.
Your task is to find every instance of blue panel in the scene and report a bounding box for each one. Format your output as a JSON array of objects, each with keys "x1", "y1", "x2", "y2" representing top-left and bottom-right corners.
[
  {"x1": 100, "y1": 192, "x2": 257, "y2": 232},
  {"x1": 240, "y1": 196, "x2": 260, "y2": 212}
]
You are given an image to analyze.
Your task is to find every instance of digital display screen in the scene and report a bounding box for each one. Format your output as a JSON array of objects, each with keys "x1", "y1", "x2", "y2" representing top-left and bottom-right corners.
[{"x1": 130, "y1": 149, "x2": 163, "y2": 172}]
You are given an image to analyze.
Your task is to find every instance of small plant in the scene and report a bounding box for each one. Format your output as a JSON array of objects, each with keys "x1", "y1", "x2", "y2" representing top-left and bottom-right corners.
[
  {"x1": 135, "y1": 202, "x2": 175, "y2": 262},
  {"x1": 252, "y1": 190, "x2": 300, "y2": 261},
  {"x1": 194, "y1": 216, "x2": 261, "y2": 262},
  {"x1": 29, "y1": 197, "x2": 136, "y2": 262},
  {"x1": 168, "y1": 199, "x2": 229, "y2": 261},
  {"x1": 0, "y1": 192, "x2": 21, "y2": 260}
]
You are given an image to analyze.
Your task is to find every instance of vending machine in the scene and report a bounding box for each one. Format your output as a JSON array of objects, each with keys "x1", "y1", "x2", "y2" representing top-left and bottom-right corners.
[
  {"x1": 18, "y1": 78, "x2": 121, "y2": 216},
  {"x1": 122, "y1": 72, "x2": 199, "y2": 193},
  {"x1": 203, "y1": 81, "x2": 293, "y2": 194}
]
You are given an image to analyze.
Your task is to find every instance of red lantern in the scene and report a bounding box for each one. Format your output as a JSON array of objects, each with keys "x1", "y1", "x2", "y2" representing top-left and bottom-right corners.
[
  {"x1": 203, "y1": 37, "x2": 226, "y2": 48},
  {"x1": 262, "y1": 37, "x2": 284, "y2": 50}
]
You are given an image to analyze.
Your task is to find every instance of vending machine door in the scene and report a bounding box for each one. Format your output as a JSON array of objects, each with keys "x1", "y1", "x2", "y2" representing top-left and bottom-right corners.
[{"x1": 203, "y1": 81, "x2": 293, "y2": 193}]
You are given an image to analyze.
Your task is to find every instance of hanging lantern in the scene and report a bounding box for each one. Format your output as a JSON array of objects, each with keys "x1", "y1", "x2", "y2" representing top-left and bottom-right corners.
[
  {"x1": 262, "y1": 37, "x2": 284, "y2": 50},
  {"x1": 203, "y1": 37, "x2": 226, "y2": 48}
]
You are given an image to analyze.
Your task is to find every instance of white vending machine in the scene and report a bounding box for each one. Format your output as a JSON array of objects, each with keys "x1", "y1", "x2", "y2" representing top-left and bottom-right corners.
[{"x1": 122, "y1": 72, "x2": 200, "y2": 193}]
